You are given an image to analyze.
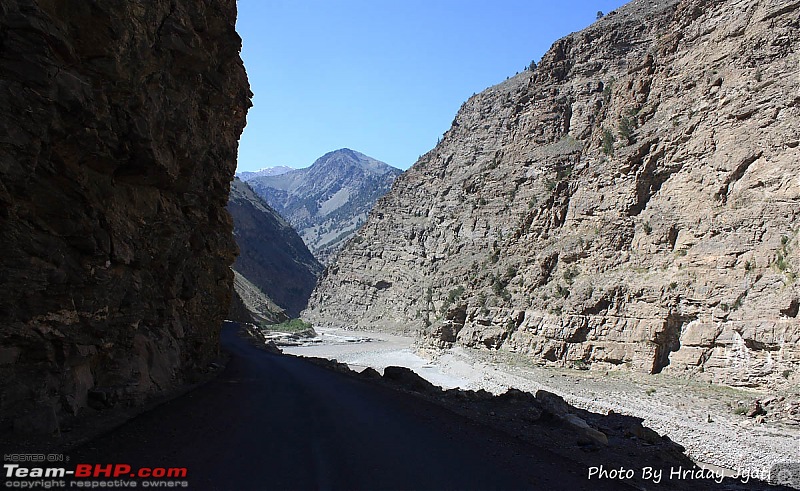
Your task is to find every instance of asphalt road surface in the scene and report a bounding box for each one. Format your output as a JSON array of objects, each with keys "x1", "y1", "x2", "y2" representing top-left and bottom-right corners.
[{"x1": 68, "y1": 324, "x2": 626, "y2": 490}]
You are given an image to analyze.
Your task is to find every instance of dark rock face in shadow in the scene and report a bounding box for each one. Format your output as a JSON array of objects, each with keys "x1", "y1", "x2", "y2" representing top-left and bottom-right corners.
[
  {"x1": 0, "y1": 0, "x2": 250, "y2": 434},
  {"x1": 228, "y1": 178, "x2": 323, "y2": 317}
]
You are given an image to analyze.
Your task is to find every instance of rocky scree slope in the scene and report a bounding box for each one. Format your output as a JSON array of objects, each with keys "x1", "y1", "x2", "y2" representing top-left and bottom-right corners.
[
  {"x1": 228, "y1": 269, "x2": 289, "y2": 326},
  {"x1": 305, "y1": 0, "x2": 800, "y2": 389},
  {"x1": 228, "y1": 178, "x2": 323, "y2": 318},
  {"x1": 247, "y1": 148, "x2": 402, "y2": 263},
  {"x1": 0, "y1": 0, "x2": 250, "y2": 433}
]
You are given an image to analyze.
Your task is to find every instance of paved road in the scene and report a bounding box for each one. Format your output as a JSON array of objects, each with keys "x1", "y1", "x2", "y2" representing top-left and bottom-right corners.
[{"x1": 69, "y1": 324, "x2": 623, "y2": 490}]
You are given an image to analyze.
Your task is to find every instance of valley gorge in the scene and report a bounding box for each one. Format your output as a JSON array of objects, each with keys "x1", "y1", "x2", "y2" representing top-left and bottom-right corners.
[
  {"x1": 227, "y1": 177, "x2": 322, "y2": 319},
  {"x1": 305, "y1": 0, "x2": 800, "y2": 390},
  {"x1": 0, "y1": 0, "x2": 249, "y2": 432},
  {"x1": 1, "y1": 0, "x2": 798, "y2": 488}
]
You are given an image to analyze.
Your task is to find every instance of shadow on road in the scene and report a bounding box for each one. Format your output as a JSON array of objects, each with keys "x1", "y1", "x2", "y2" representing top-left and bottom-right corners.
[
  {"x1": 301, "y1": 339, "x2": 793, "y2": 491},
  {"x1": 3, "y1": 323, "x2": 788, "y2": 490}
]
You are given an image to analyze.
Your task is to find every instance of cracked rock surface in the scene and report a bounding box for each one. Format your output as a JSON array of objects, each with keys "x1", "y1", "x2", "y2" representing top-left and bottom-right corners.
[
  {"x1": 305, "y1": 0, "x2": 800, "y2": 390},
  {"x1": 0, "y1": 0, "x2": 250, "y2": 432}
]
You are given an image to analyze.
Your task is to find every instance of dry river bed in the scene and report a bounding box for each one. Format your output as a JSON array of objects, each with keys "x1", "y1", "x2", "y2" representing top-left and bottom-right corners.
[{"x1": 282, "y1": 327, "x2": 800, "y2": 480}]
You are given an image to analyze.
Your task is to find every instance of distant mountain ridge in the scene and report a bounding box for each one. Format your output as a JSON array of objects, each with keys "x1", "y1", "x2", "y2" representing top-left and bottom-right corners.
[
  {"x1": 237, "y1": 166, "x2": 293, "y2": 181},
  {"x1": 247, "y1": 149, "x2": 402, "y2": 263},
  {"x1": 227, "y1": 178, "x2": 323, "y2": 318}
]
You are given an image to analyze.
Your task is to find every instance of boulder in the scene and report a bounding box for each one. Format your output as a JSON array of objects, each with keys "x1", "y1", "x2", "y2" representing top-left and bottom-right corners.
[{"x1": 382, "y1": 366, "x2": 438, "y2": 393}]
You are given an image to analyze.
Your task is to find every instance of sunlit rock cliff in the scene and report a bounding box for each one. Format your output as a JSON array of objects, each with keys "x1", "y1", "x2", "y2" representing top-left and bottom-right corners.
[{"x1": 305, "y1": 0, "x2": 800, "y2": 388}]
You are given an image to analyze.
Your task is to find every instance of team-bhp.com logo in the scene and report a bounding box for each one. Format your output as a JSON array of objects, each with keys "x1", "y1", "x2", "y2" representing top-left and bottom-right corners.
[
  {"x1": 76, "y1": 464, "x2": 187, "y2": 479},
  {"x1": 5, "y1": 463, "x2": 188, "y2": 488},
  {"x1": 5, "y1": 463, "x2": 187, "y2": 478}
]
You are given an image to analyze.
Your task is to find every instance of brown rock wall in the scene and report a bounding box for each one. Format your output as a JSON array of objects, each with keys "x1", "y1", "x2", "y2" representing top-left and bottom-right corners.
[
  {"x1": 305, "y1": 0, "x2": 800, "y2": 388},
  {"x1": 0, "y1": 0, "x2": 250, "y2": 432}
]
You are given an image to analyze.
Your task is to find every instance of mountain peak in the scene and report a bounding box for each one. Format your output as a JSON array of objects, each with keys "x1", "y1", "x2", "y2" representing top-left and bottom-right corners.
[
  {"x1": 244, "y1": 149, "x2": 402, "y2": 262},
  {"x1": 311, "y1": 148, "x2": 395, "y2": 176}
]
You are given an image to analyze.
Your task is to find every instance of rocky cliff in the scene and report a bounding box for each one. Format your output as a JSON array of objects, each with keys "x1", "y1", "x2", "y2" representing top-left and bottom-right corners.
[
  {"x1": 305, "y1": 0, "x2": 800, "y2": 389},
  {"x1": 247, "y1": 149, "x2": 402, "y2": 263},
  {"x1": 228, "y1": 178, "x2": 322, "y2": 317},
  {"x1": 0, "y1": 0, "x2": 249, "y2": 432}
]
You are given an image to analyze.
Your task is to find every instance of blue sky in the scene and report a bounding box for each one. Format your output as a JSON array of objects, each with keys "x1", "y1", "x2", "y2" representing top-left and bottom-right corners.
[{"x1": 235, "y1": 0, "x2": 628, "y2": 171}]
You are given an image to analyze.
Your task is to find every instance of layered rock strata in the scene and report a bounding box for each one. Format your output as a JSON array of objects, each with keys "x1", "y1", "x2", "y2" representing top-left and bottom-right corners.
[{"x1": 305, "y1": 0, "x2": 800, "y2": 388}]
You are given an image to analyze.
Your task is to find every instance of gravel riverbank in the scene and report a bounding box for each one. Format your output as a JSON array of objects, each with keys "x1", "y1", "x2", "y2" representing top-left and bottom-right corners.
[{"x1": 285, "y1": 328, "x2": 800, "y2": 482}]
